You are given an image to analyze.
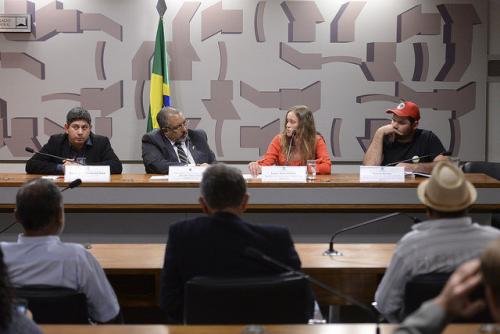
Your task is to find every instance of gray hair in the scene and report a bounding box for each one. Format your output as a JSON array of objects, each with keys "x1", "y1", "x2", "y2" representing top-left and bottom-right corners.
[
  {"x1": 200, "y1": 164, "x2": 247, "y2": 210},
  {"x1": 66, "y1": 107, "x2": 91, "y2": 125},
  {"x1": 157, "y1": 106, "x2": 182, "y2": 129}
]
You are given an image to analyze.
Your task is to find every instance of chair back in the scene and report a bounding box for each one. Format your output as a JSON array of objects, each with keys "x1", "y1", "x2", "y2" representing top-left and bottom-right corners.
[
  {"x1": 462, "y1": 161, "x2": 500, "y2": 180},
  {"x1": 184, "y1": 272, "x2": 315, "y2": 324},
  {"x1": 404, "y1": 273, "x2": 492, "y2": 323},
  {"x1": 15, "y1": 285, "x2": 89, "y2": 324}
]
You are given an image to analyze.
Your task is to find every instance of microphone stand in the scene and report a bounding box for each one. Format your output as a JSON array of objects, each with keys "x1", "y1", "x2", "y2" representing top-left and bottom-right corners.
[
  {"x1": 323, "y1": 212, "x2": 420, "y2": 256},
  {"x1": 284, "y1": 131, "x2": 296, "y2": 166},
  {"x1": 385, "y1": 151, "x2": 451, "y2": 166},
  {"x1": 245, "y1": 247, "x2": 381, "y2": 334},
  {"x1": 25, "y1": 147, "x2": 84, "y2": 165}
]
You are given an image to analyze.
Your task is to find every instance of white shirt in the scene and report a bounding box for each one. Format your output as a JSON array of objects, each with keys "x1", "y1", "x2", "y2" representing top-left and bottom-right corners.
[
  {"x1": 167, "y1": 137, "x2": 195, "y2": 165},
  {"x1": 1, "y1": 235, "x2": 120, "y2": 322},
  {"x1": 375, "y1": 216, "x2": 500, "y2": 323}
]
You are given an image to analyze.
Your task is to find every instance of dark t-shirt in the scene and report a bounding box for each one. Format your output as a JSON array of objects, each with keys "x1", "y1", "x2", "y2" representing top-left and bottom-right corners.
[{"x1": 382, "y1": 129, "x2": 445, "y2": 166}]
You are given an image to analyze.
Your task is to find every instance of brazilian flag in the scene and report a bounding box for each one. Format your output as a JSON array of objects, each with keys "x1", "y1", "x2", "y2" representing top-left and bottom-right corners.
[{"x1": 147, "y1": 16, "x2": 170, "y2": 132}]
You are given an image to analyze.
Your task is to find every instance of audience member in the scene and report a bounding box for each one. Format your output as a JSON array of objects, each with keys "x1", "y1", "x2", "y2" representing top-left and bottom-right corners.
[
  {"x1": 0, "y1": 247, "x2": 41, "y2": 334},
  {"x1": 0, "y1": 179, "x2": 120, "y2": 323},
  {"x1": 375, "y1": 161, "x2": 500, "y2": 322},
  {"x1": 159, "y1": 164, "x2": 312, "y2": 322},
  {"x1": 394, "y1": 238, "x2": 500, "y2": 333}
]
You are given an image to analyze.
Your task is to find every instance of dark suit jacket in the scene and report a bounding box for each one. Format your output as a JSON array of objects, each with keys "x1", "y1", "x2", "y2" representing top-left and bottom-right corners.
[
  {"x1": 142, "y1": 129, "x2": 216, "y2": 174},
  {"x1": 159, "y1": 212, "x2": 302, "y2": 323},
  {"x1": 25, "y1": 133, "x2": 122, "y2": 175}
]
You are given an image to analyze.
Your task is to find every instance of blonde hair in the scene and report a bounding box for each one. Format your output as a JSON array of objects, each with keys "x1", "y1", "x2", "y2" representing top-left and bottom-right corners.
[{"x1": 280, "y1": 105, "x2": 317, "y2": 163}]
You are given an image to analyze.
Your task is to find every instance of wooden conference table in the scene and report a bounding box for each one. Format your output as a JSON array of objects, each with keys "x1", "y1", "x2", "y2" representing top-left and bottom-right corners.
[
  {"x1": 0, "y1": 173, "x2": 498, "y2": 212},
  {"x1": 90, "y1": 243, "x2": 395, "y2": 307},
  {"x1": 40, "y1": 324, "x2": 488, "y2": 334}
]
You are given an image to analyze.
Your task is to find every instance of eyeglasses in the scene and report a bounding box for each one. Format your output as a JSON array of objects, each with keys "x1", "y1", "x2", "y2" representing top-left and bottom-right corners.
[{"x1": 165, "y1": 120, "x2": 189, "y2": 132}]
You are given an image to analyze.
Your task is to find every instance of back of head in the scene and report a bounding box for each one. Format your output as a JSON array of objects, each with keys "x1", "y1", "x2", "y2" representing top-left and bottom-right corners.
[
  {"x1": 481, "y1": 238, "x2": 500, "y2": 302},
  {"x1": 16, "y1": 179, "x2": 63, "y2": 232},
  {"x1": 200, "y1": 164, "x2": 246, "y2": 211},
  {"x1": 66, "y1": 107, "x2": 91, "y2": 125},
  {"x1": 417, "y1": 161, "x2": 477, "y2": 215}
]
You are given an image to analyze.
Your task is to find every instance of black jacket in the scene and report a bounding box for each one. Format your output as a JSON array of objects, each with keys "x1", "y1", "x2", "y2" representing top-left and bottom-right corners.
[
  {"x1": 25, "y1": 133, "x2": 122, "y2": 174},
  {"x1": 159, "y1": 212, "x2": 302, "y2": 323},
  {"x1": 141, "y1": 129, "x2": 216, "y2": 174}
]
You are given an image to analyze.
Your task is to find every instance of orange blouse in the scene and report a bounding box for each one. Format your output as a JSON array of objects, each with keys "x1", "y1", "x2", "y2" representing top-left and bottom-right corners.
[{"x1": 257, "y1": 134, "x2": 332, "y2": 174}]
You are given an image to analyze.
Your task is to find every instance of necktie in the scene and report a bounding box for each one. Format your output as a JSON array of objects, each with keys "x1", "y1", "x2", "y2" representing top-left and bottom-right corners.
[{"x1": 175, "y1": 142, "x2": 189, "y2": 164}]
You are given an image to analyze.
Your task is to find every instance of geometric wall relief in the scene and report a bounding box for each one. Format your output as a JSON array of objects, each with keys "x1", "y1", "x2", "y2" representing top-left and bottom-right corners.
[
  {"x1": 281, "y1": 1, "x2": 324, "y2": 42},
  {"x1": 132, "y1": 41, "x2": 155, "y2": 120},
  {"x1": 241, "y1": 119, "x2": 280, "y2": 156},
  {"x1": 0, "y1": 99, "x2": 7, "y2": 147},
  {"x1": 356, "y1": 119, "x2": 390, "y2": 153},
  {"x1": 4, "y1": 118, "x2": 41, "y2": 156},
  {"x1": 201, "y1": 1, "x2": 243, "y2": 41},
  {"x1": 331, "y1": 1, "x2": 366, "y2": 43},
  {"x1": 0, "y1": 52, "x2": 45, "y2": 79}
]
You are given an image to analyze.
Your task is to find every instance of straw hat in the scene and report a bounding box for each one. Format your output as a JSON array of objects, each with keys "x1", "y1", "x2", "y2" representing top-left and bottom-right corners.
[{"x1": 417, "y1": 161, "x2": 477, "y2": 212}]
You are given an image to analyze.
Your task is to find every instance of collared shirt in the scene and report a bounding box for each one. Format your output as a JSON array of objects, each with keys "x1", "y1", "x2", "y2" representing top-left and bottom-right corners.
[
  {"x1": 163, "y1": 134, "x2": 195, "y2": 165},
  {"x1": 1, "y1": 235, "x2": 119, "y2": 322},
  {"x1": 375, "y1": 217, "x2": 500, "y2": 323}
]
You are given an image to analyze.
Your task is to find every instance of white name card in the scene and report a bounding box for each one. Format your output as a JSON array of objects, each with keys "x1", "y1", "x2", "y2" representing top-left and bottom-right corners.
[
  {"x1": 261, "y1": 166, "x2": 307, "y2": 182},
  {"x1": 64, "y1": 165, "x2": 110, "y2": 182},
  {"x1": 359, "y1": 166, "x2": 405, "y2": 183},
  {"x1": 169, "y1": 166, "x2": 207, "y2": 182}
]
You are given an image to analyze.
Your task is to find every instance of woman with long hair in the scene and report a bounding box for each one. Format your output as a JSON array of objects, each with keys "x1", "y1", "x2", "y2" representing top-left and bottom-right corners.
[
  {"x1": 248, "y1": 105, "x2": 331, "y2": 175},
  {"x1": 0, "y1": 248, "x2": 41, "y2": 334}
]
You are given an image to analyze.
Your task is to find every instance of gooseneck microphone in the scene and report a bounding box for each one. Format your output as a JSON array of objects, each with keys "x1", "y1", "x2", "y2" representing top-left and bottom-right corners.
[
  {"x1": 284, "y1": 130, "x2": 296, "y2": 166},
  {"x1": 245, "y1": 247, "x2": 381, "y2": 333},
  {"x1": 323, "y1": 212, "x2": 421, "y2": 256},
  {"x1": 25, "y1": 147, "x2": 84, "y2": 165},
  {"x1": 0, "y1": 178, "x2": 82, "y2": 234},
  {"x1": 385, "y1": 151, "x2": 452, "y2": 166}
]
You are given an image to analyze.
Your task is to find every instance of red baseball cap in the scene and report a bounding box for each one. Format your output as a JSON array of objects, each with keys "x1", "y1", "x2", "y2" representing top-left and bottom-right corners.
[{"x1": 386, "y1": 101, "x2": 420, "y2": 121}]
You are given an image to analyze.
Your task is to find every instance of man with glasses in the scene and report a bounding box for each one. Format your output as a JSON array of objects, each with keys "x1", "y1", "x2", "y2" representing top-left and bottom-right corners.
[
  {"x1": 142, "y1": 107, "x2": 216, "y2": 174},
  {"x1": 363, "y1": 101, "x2": 447, "y2": 173},
  {"x1": 26, "y1": 107, "x2": 122, "y2": 174}
]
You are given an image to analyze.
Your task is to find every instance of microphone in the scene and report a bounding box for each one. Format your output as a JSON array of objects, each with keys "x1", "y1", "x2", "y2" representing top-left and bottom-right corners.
[
  {"x1": 61, "y1": 178, "x2": 82, "y2": 192},
  {"x1": 285, "y1": 130, "x2": 296, "y2": 166},
  {"x1": 245, "y1": 247, "x2": 381, "y2": 332},
  {"x1": 0, "y1": 178, "x2": 82, "y2": 234},
  {"x1": 323, "y1": 212, "x2": 420, "y2": 256},
  {"x1": 25, "y1": 147, "x2": 84, "y2": 165},
  {"x1": 385, "y1": 151, "x2": 452, "y2": 166}
]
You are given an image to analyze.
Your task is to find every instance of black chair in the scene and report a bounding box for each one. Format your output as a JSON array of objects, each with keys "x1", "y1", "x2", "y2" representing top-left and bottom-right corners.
[
  {"x1": 183, "y1": 272, "x2": 315, "y2": 324},
  {"x1": 462, "y1": 161, "x2": 500, "y2": 228},
  {"x1": 15, "y1": 285, "x2": 89, "y2": 324},
  {"x1": 403, "y1": 273, "x2": 492, "y2": 323},
  {"x1": 462, "y1": 161, "x2": 500, "y2": 180}
]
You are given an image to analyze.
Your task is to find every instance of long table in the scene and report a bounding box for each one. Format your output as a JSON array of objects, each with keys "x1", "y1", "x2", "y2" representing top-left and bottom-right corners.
[
  {"x1": 40, "y1": 324, "x2": 485, "y2": 334},
  {"x1": 89, "y1": 243, "x2": 395, "y2": 307},
  {"x1": 0, "y1": 173, "x2": 498, "y2": 212}
]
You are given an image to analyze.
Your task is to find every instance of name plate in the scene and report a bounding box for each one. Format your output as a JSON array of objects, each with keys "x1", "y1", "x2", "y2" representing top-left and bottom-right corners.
[
  {"x1": 359, "y1": 166, "x2": 405, "y2": 183},
  {"x1": 64, "y1": 165, "x2": 111, "y2": 182},
  {"x1": 0, "y1": 14, "x2": 31, "y2": 32},
  {"x1": 169, "y1": 166, "x2": 207, "y2": 182},
  {"x1": 261, "y1": 166, "x2": 307, "y2": 182}
]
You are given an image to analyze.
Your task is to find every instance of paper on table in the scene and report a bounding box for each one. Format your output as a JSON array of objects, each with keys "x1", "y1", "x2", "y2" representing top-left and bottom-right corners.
[
  {"x1": 41, "y1": 176, "x2": 60, "y2": 180},
  {"x1": 150, "y1": 175, "x2": 169, "y2": 180}
]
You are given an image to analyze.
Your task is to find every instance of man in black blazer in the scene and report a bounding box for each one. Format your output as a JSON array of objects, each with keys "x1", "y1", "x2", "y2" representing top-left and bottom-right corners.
[
  {"x1": 160, "y1": 164, "x2": 308, "y2": 323},
  {"x1": 25, "y1": 107, "x2": 122, "y2": 175},
  {"x1": 142, "y1": 107, "x2": 216, "y2": 174}
]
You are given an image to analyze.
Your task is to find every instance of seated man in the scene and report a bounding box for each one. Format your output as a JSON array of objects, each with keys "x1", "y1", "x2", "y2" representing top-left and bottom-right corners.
[
  {"x1": 375, "y1": 161, "x2": 500, "y2": 322},
  {"x1": 142, "y1": 106, "x2": 216, "y2": 174},
  {"x1": 363, "y1": 101, "x2": 448, "y2": 173},
  {"x1": 160, "y1": 164, "x2": 309, "y2": 323},
  {"x1": 394, "y1": 238, "x2": 500, "y2": 333},
  {"x1": 0, "y1": 179, "x2": 120, "y2": 323},
  {"x1": 26, "y1": 107, "x2": 122, "y2": 174}
]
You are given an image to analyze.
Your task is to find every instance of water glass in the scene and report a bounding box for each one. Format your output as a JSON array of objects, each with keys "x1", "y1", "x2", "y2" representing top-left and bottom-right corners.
[{"x1": 306, "y1": 160, "x2": 317, "y2": 180}]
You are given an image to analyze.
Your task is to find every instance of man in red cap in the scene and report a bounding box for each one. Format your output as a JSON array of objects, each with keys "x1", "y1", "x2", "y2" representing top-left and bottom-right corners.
[{"x1": 363, "y1": 101, "x2": 448, "y2": 173}]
